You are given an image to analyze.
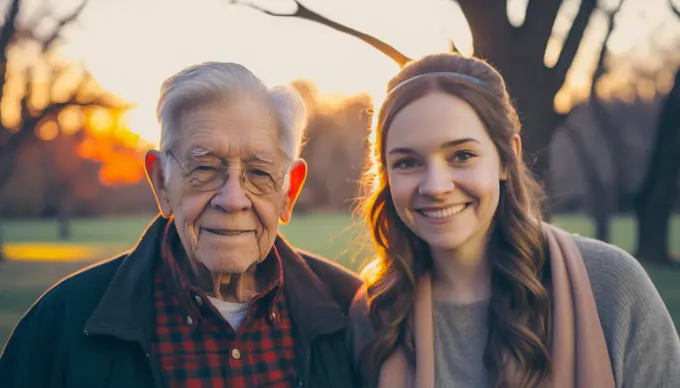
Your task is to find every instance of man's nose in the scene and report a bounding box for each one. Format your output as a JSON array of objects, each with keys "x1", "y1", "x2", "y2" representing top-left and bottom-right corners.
[{"x1": 210, "y1": 170, "x2": 251, "y2": 212}]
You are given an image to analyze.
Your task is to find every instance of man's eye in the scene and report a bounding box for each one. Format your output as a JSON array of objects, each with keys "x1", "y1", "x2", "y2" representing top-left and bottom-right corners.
[
  {"x1": 250, "y1": 168, "x2": 272, "y2": 177},
  {"x1": 193, "y1": 166, "x2": 217, "y2": 173}
]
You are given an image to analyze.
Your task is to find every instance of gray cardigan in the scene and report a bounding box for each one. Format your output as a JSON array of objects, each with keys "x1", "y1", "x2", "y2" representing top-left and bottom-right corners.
[{"x1": 348, "y1": 234, "x2": 680, "y2": 388}]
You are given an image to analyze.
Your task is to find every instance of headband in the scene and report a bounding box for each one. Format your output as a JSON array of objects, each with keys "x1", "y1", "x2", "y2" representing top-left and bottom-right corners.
[{"x1": 386, "y1": 71, "x2": 487, "y2": 99}]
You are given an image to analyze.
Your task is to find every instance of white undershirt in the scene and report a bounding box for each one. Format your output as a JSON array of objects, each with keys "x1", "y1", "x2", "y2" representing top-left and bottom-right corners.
[{"x1": 207, "y1": 296, "x2": 249, "y2": 330}]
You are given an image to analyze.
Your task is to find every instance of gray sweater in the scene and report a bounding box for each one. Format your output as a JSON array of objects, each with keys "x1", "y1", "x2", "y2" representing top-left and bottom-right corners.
[{"x1": 432, "y1": 236, "x2": 680, "y2": 388}]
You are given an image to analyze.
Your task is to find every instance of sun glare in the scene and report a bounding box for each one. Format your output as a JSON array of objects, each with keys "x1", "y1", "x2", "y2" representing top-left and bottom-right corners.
[
  {"x1": 55, "y1": 0, "x2": 679, "y2": 168},
  {"x1": 36, "y1": 119, "x2": 59, "y2": 141}
]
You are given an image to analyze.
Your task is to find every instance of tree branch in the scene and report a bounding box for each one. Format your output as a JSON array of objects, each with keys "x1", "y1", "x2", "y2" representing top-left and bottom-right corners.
[
  {"x1": 0, "y1": 0, "x2": 21, "y2": 106},
  {"x1": 42, "y1": 0, "x2": 88, "y2": 51},
  {"x1": 671, "y1": 0, "x2": 680, "y2": 18},
  {"x1": 0, "y1": 68, "x2": 127, "y2": 190},
  {"x1": 554, "y1": 0, "x2": 597, "y2": 84},
  {"x1": 448, "y1": 40, "x2": 459, "y2": 54},
  {"x1": 233, "y1": 0, "x2": 411, "y2": 66},
  {"x1": 522, "y1": 0, "x2": 561, "y2": 54},
  {"x1": 591, "y1": 0, "x2": 625, "y2": 90},
  {"x1": 456, "y1": 0, "x2": 517, "y2": 58},
  {"x1": 0, "y1": 0, "x2": 20, "y2": 62},
  {"x1": 590, "y1": 0, "x2": 627, "y2": 205}
]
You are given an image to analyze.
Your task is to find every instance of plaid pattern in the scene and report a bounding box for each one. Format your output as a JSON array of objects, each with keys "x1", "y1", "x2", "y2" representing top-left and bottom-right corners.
[{"x1": 151, "y1": 223, "x2": 296, "y2": 387}]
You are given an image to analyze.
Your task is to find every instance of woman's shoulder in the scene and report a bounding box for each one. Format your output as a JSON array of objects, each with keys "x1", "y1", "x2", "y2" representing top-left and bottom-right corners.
[
  {"x1": 568, "y1": 234, "x2": 667, "y2": 323},
  {"x1": 566, "y1": 234, "x2": 680, "y2": 385},
  {"x1": 570, "y1": 234, "x2": 652, "y2": 298}
]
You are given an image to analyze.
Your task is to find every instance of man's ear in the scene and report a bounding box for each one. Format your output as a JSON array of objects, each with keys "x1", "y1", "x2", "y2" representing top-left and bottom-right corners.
[
  {"x1": 279, "y1": 159, "x2": 308, "y2": 224},
  {"x1": 145, "y1": 150, "x2": 173, "y2": 217},
  {"x1": 500, "y1": 134, "x2": 522, "y2": 181}
]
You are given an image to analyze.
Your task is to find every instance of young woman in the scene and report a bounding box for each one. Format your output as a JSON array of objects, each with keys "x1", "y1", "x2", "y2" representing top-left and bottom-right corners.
[{"x1": 349, "y1": 53, "x2": 680, "y2": 388}]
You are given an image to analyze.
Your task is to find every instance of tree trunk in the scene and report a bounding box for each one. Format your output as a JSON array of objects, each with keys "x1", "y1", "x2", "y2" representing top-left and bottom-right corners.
[
  {"x1": 594, "y1": 211, "x2": 611, "y2": 243},
  {"x1": 58, "y1": 213, "x2": 71, "y2": 240},
  {"x1": 635, "y1": 67, "x2": 680, "y2": 264},
  {"x1": 458, "y1": 0, "x2": 595, "y2": 184},
  {"x1": 636, "y1": 202, "x2": 672, "y2": 264},
  {"x1": 239, "y1": 0, "x2": 597, "y2": 201},
  {"x1": 562, "y1": 123, "x2": 613, "y2": 242},
  {"x1": 0, "y1": 218, "x2": 5, "y2": 262}
]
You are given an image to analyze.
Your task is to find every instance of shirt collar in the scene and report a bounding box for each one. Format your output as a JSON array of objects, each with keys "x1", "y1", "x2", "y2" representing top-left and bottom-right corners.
[{"x1": 160, "y1": 220, "x2": 284, "y2": 329}]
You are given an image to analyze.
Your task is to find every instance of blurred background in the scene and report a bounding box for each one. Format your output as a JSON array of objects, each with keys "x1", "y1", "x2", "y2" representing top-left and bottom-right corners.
[{"x1": 1, "y1": 0, "x2": 679, "y2": 347}]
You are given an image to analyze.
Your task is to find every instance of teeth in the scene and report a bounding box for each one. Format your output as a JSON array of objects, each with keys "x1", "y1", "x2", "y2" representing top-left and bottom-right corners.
[
  {"x1": 421, "y1": 204, "x2": 467, "y2": 219},
  {"x1": 210, "y1": 230, "x2": 248, "y2": 236}
]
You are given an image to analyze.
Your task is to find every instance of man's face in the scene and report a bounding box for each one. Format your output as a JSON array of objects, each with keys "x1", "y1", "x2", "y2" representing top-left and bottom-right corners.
[{"x1": 147, "y1": 96, "x2": 306, "y2": 276}]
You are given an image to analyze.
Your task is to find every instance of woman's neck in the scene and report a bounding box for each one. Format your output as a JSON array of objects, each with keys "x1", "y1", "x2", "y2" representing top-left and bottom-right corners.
[{"x1": 430, "y1": 242, "x2": 492, "y2": 304}]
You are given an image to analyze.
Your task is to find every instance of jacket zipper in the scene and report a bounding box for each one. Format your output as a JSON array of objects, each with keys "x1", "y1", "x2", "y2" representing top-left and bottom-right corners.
[
  {"x1": 295, "y1": 344, "x2": 312, "y2": 388},
  {"x1": 303, "y1": 348, "x2": 311, "y2": 387},
  {"x1": 146, "y1": 353, "x2": 168, "y2": 388}
]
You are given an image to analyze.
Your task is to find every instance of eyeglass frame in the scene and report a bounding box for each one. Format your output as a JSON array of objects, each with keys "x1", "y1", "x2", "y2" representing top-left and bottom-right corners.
[{"x1": 165, "y1": 150, "x2": 290, "y2": 195}]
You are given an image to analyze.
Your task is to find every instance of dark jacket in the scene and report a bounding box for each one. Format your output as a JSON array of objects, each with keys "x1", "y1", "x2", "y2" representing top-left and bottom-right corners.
[{"x1": 0, "y1": 216, "x2": 363, "y2": 388}]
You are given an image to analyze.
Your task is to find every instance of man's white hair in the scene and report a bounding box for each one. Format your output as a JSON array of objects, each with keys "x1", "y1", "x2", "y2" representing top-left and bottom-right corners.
[{"x1": 156, "y1": 62, "x2": 307, "y2": 188}]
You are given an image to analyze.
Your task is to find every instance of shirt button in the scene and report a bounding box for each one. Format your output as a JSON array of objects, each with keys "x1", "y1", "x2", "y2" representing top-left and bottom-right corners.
[
  {"x1": 231, "y1": 348, "x2": 241, "y2": 360},
  {"x1": 186, "y1": 316, "x2": 193, "y2": 325},
  {"x1": 194, "y1": 295, "x2": 203, "y2": 306}
]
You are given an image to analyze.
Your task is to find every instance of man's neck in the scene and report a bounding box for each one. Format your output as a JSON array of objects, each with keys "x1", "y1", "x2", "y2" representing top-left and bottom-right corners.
[{"x1": 180, "y1": 256, "x2": 262, "y2": 303}]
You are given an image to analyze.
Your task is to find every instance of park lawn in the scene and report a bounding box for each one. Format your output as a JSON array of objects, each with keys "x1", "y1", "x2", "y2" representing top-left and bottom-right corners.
[{"x1": 1, "y1": 213, "x2": 680, "y2": 347}]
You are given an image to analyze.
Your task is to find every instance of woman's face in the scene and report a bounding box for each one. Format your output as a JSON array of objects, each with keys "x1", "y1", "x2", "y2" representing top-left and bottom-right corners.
[{"x1": 385, "y1": 92, "x2": 509, "y2": 258}]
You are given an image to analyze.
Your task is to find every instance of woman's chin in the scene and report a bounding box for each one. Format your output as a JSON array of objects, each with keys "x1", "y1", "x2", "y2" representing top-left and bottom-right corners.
[{"x1": 420, "y1": 231, "x2": 472, "y2": 252}]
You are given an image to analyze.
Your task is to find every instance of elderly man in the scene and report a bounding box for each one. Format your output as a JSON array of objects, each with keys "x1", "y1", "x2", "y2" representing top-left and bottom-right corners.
[{"x1": 0, "y1": 62, "x2": 362, "y2": 388}]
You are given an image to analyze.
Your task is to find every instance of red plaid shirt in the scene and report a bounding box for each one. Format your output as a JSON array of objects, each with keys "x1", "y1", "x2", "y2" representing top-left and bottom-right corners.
[{"x1": 151, "y1": 224, "x2": 296, "y2": 387}]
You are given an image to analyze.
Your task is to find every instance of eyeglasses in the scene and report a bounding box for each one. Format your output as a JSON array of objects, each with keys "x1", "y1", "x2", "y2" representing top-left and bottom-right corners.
[{"x1": 166, "y1": 151, "x2": 289, "y2": 195}]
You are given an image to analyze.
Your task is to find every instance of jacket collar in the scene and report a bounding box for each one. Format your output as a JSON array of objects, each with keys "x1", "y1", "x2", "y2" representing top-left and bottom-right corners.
[
  {"x1": 84, "y1": 215, "x2": 348, "y2": 353},
  {"x1": 275, "y1": 235, "x2": 349, "y2": 346}
]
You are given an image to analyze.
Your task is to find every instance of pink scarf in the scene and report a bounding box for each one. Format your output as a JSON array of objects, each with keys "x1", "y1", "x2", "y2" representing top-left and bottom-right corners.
[{"x1": 378, "y1": 224, "x2": 615, "y2": 388}]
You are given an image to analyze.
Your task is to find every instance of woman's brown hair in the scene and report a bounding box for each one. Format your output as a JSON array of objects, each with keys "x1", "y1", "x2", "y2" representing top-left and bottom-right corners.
[{"x1": 358, "y1": 53, "x2": 552, "y2": 388}]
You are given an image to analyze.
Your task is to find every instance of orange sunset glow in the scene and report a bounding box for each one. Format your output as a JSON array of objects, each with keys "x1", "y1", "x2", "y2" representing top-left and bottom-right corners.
[{"x1": 45, "y1": 0, "x2": 677, "y2": 185}]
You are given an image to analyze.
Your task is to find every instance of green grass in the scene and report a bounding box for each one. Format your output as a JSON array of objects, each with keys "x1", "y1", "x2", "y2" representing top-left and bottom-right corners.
[{"x1": 1, "y1": 213, "x2": 679, "y2": 348}]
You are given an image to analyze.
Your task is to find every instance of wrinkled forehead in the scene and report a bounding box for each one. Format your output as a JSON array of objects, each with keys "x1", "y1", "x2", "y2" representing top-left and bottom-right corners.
[
  {"x1": 176, "y1": 97, "x2": 284, "y2": 164},
  {"x1": 183, "y1": 144, "x2": 282, "y2": 166}
]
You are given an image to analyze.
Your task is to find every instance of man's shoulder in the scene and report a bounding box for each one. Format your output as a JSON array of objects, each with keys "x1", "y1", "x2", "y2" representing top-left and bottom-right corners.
[
  {"x1": 295, "y1": 249, "x2": 363, "y2": 310},
  {"x1": 297, "y1": 249, "x2": 362, "y2": 285},
  {"x1": 30, "y1": 253, "x2": 127, "y2": 315}
]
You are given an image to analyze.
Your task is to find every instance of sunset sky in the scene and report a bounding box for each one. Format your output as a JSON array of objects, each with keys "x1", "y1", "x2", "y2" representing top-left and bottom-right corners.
[{"x1": 58, "y1": 0, "x2": 680, "y2": 145}]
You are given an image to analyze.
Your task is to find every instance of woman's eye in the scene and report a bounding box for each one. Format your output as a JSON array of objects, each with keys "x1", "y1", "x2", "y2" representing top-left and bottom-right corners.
[
  {"x1": 452, "y1": 151, "x2": 475, "y2": 163},
  {"x1": 392, "y1": 158, "x2": 419, "y2": 170}
]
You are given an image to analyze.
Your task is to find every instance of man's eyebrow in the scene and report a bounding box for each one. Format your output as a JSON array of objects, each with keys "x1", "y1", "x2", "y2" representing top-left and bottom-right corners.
[
  {"x1": 186, "y1": 147, "x2": 276, "y2": 164},
  {"x1": 244, "y1": 153, "x2": 275, "y2": 164},
  {"x1": 188, "y1": 147, "x2": 212, "y2": 159}
]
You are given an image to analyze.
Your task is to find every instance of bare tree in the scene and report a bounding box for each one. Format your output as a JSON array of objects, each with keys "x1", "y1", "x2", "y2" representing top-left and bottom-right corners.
[
  {"x1": 576, "y1": 0, "x2": 627, "y2": 242},
  {"x1": 623, "y1": 0, "x2": 680, "y2": 264},
  {"x1": 232, "y1": 0, "x2": 598, "y2": 193},
  {"x1": 0, "y1": 0, "x2": 127, "y2": 260}
]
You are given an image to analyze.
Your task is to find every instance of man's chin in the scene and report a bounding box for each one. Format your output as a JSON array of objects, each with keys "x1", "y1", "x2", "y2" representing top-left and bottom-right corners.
[{"x1": 205, "y1": 258, "x2": 258, "y2": 277}]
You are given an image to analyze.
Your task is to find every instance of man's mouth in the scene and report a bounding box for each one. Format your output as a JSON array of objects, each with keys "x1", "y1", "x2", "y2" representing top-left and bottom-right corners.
[
  {"x1": 416, "y1": 202, "x2": 472, "y2": 219},
  {"x1": 201, "y1": 228, "x2": 254, "y2": 236}
]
